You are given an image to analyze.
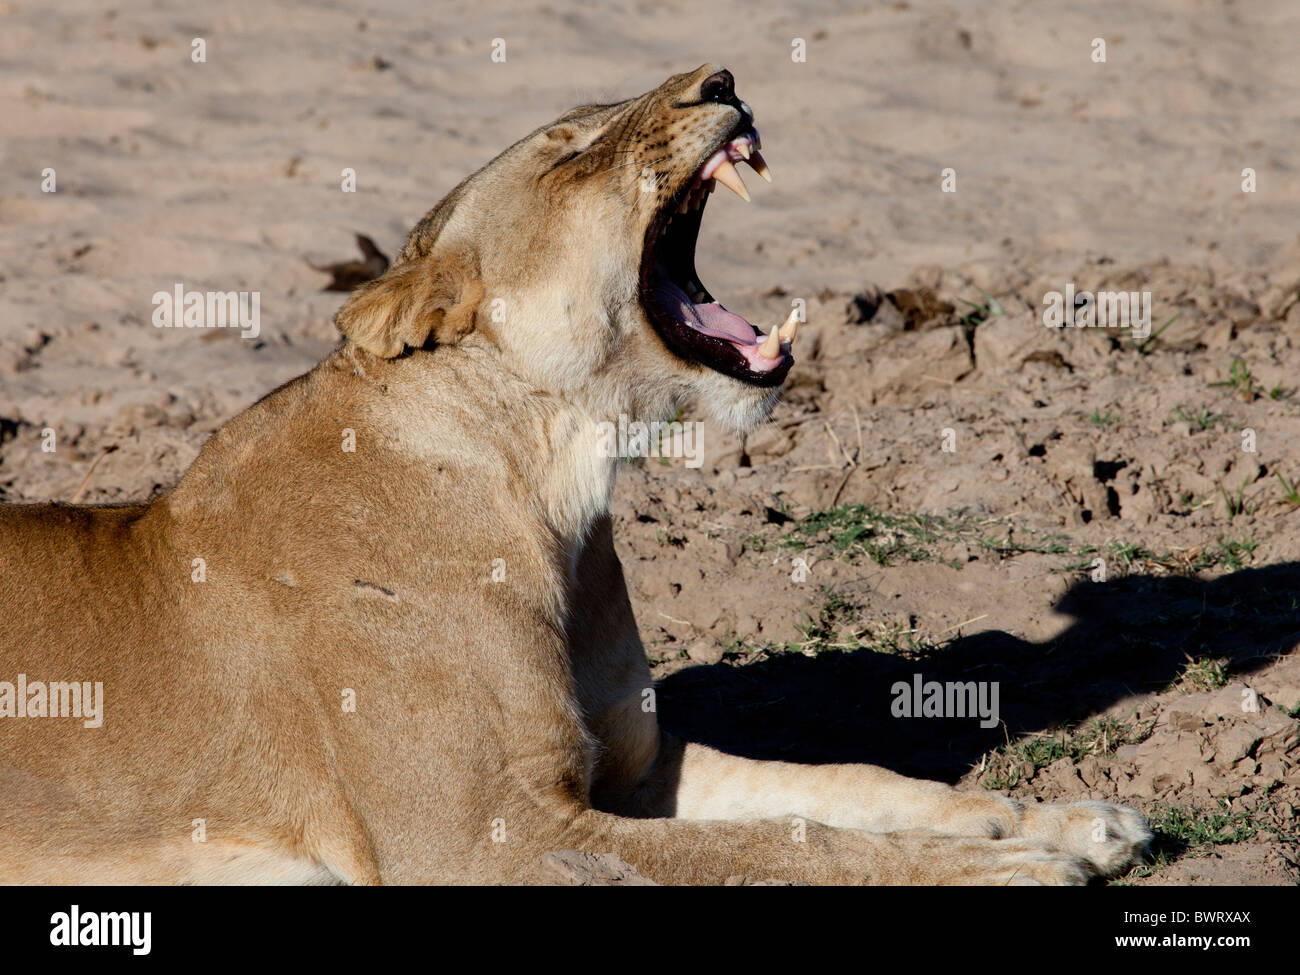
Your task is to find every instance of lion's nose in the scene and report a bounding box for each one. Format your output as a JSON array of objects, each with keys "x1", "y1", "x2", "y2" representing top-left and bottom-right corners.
[
  {"x1": 697, "y1": 69, "x2": 753, "y2": 125},
  {"x1": 699, "y1": 69, "x2": 735, "y2": 104}
]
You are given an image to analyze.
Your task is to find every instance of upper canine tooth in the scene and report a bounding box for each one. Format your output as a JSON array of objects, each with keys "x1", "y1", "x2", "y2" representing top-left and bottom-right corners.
[
  {"x1": 747, "y1": 150, "x2": 773, "y2": 183},
  {"x1": 757, "y1": 326, "x2": 781, "y2": 359},
  {"x1": 712, "y1": 159, "x2": 750, "y2": 202},
  {"x1": 777, "y1": 308, "x2": 800, "y2": 343}
]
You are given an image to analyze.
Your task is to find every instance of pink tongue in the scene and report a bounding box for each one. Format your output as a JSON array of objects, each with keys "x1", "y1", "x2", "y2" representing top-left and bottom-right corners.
[
  {"x1": 694, "y1": 302, "x2": 758, "y2": 344},
  {"x1": 685, "y1": 300, "x2": 784, "y2": 373},
  {"x1": 653, "y1": 275, "x2": 757, "y2": 343},
  {"x1": 653, "y1": 280, "x2": 785, "y2": 372}
]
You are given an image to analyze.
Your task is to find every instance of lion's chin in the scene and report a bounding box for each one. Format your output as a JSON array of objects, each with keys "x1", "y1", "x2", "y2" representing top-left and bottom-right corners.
[{"x1": 691, "y1": 368, "x2": 785, "y2": 434}]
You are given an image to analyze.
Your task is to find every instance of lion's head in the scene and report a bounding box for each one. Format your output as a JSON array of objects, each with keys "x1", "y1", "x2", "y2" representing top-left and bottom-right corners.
[{"x1": 336, "y1": 64, "x2": 795, "y2": 432}]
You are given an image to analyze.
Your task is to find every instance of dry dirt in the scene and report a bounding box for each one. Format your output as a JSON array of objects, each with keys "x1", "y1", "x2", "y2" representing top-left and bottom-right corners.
[
  {"x1": 3, "y1": 0, "x2": 1299, "y2": 885},
  {"x1": 619, "y1": 270, "x2": 1300, "y2": 886}
]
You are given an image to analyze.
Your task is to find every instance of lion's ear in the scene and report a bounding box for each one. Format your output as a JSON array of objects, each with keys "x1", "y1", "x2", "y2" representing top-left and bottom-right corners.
[{"x1": 335, "y1": 253, "x2": 483, "y2": 358}]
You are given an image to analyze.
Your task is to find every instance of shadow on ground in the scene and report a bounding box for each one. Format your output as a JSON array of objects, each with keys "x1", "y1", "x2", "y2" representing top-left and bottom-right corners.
[{"x1": 657, "y1": 563, "x2": 1300, "y2": 782}]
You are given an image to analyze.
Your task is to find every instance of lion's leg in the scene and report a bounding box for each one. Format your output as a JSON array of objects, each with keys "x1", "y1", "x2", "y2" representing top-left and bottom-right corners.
[
  {"x1": 628, "y1": 738, "x2": 1149, "y2": 878},
  {"x1": 552, "y1": 807, "x2": 1092, "y2": 885},
  {"x1": 569, "y1": 518, "x2": 1145, "y2": 881}
]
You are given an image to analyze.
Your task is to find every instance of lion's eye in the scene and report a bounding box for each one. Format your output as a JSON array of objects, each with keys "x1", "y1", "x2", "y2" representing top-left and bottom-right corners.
[{"x1": 546, "y1": 149, "x2": 583, "y2": 175}]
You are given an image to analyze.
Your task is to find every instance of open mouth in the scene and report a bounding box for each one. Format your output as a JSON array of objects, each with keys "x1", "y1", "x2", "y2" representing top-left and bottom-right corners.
[{"x1": 640, "y1": 126, "x2": 797, "y2": 387}]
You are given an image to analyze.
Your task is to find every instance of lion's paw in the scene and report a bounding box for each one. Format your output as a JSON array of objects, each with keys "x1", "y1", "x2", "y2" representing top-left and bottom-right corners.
[
  {"x1": 1017, "y1": 800, "x2": 1151, "y2": 877},
  {"x1": 930, "y1": 836, "x2": 1091, "y2": 885}
]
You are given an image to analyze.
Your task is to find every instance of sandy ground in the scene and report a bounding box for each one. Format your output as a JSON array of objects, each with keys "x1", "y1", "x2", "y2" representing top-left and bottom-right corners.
[{"x1": 2, "y1": 0, "x2": 1298, "y2": 884}]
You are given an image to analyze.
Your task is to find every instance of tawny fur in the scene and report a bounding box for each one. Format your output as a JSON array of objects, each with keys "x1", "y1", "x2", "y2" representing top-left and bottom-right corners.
[{"x1": 0, "y1": 65, "x2": 1148, "y2": 885}]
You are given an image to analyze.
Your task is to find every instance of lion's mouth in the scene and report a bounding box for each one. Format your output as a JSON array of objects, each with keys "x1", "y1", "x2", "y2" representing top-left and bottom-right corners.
[{"x1": 641, "y1": 127, "x2": 796, "y2": 387}]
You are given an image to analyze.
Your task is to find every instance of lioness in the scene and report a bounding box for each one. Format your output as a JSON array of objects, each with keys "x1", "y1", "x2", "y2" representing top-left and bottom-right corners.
[{"x1": 0, "y1": 65, "x2": 1149, "y2": 884}]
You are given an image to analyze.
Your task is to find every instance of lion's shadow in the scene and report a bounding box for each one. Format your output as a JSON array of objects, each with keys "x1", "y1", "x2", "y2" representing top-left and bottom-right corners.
[{"x1": 656, "y1": 562, "x2": 1300, "y2": 783}]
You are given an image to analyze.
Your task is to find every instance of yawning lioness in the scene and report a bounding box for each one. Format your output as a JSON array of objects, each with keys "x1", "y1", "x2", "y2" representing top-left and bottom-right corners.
[{"x1": 0, "y1": 66, "x2": 1149, "y2": 884}]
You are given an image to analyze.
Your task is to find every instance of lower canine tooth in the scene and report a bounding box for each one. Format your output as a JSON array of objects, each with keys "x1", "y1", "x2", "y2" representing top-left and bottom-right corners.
[
  {"x1": 757, "y1": 327, "x2": 781, "y2": 359},
  {"x1": 712, "y1": 159, "x2": 751, "y2": 202}
]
